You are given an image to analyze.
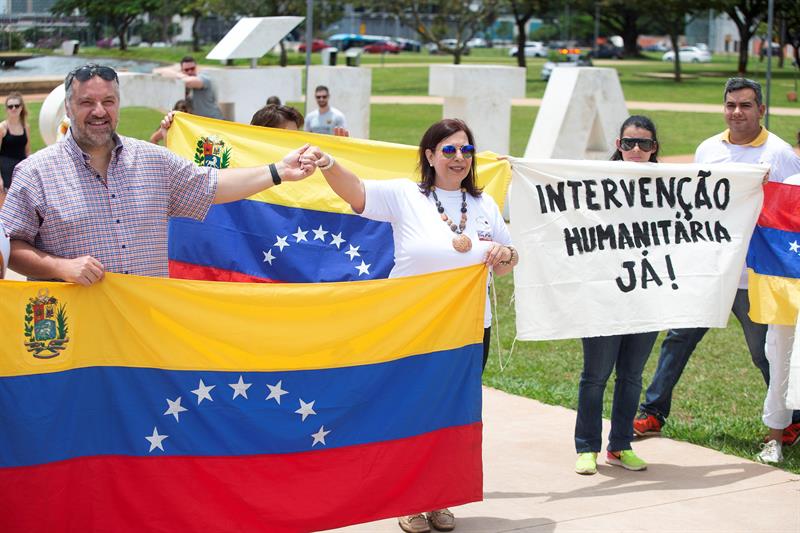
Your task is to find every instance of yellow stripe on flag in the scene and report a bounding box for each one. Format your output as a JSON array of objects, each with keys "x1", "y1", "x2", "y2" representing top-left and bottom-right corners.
[
  {"x1": 748, "y1": 269, "x2": 800, "y2": 326},
  {"x1": 167, "y1": 113, "x2": 511, "y2": 214},
  {"x1": 0, "y1": 266, "x2": 487, "y2": 377}
]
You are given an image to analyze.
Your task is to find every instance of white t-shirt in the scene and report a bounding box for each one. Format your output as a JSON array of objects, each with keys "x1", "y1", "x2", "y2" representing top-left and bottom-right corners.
[
  {"x1": 695, "y1": 128, "x2": 800, "y2": 288},
  {"x1": 361, "y1": 179, "x2": 512, "y2": 327},
  {"x1": 304, "y1": 107, "x2": 347, "y2": 135}
]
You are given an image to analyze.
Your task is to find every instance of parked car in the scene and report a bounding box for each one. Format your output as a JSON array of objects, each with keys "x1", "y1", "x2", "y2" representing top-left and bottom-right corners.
[
  {"x1": 661, "y1": 46, "x2": 711, "y2": 63},
  {"x1": 395, "y1": 37, "x2": 421, "y2": 52},
  {"x1": 759, "y1": 42, "x2": 783, "y2": 59},
  {"x1": 298, "y1": 39, "x2": 328, "y2": 52},
  {"x1": 439, "y1": 39, "x2": 471, "y2": 54},
  {"x1": 588, "y1": 43, "x2": 623, "y2": 59},
  {"x1": 541, "y1": 51, "x2": 593, "y2": 81},
  {"x1": 643, "y1": 42, "x2": 669, "y2": 52},
  {"x1": 363, "y1": 40, "x2": 402, "y2": 54},
  {"x1": 509, "y1": 41, "x2": 547, "y2": 58},
  {"x1": 467, "y1": 37, "x2": 488, "y2": 48}
]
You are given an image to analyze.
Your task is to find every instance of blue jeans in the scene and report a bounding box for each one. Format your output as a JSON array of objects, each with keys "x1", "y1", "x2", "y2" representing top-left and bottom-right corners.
[
  {"x1": 639, "y1": 288, "x2": 769, "y2": 424},
  {"x1": 575, "y1": 332, "x2": 659, "y2": 453}
]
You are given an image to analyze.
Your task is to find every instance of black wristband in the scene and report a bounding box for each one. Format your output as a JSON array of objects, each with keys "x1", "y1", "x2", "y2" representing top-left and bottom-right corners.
[{"x1": 268, "y1": 163, "x2": 281, "y2": 186}]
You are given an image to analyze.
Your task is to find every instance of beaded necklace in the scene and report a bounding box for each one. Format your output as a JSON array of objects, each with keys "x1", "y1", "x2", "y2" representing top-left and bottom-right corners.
[{"x1": 430, "y1": 186, "x2": 472, "y2": 253}]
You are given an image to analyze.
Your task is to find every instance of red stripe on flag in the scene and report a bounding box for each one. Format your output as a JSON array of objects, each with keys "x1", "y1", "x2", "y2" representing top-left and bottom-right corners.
[
  {"x1": 169, "y1": 259, "x2": 283, "y2": 283},
  {"x1": 0, "y1": 423, "x2": 482, "y2": 533},
  {"x1": 758, "y1": 181, "x2": 800, "y2": 232}
]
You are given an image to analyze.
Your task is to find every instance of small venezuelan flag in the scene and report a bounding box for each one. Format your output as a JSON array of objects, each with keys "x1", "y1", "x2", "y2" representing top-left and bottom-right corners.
[
  {"x1": 165, "y1": 113, "x2": 511, "y2": 283},
  {"x1": 0, "y1": 266, "x2": 487, "y2": 532},
  {"x1": 747, "y1": 181, "x2": 800, "y2": 325}
]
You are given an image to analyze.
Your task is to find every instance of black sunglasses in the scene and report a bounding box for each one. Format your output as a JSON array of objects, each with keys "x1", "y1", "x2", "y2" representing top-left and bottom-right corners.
[
  {"x1": 65, "y1": 64, "x2": 119, "y2": 90},
  {"x1": 6, "y1": 103, "x2": 21, "y2": 110},
  {"x1": 619, "y1": 137, "x2": 656, "y2": 152}
]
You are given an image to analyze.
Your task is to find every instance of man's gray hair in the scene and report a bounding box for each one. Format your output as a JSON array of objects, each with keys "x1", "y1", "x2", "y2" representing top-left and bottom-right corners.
[{"x1": 724, "y1": 77, "x2": 763, "y2": 106}]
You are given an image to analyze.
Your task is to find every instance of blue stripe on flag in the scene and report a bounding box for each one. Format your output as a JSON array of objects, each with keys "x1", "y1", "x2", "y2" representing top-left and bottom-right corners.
[{"x1": 747, "y1": 226, "x2": 800, "y2": 279}]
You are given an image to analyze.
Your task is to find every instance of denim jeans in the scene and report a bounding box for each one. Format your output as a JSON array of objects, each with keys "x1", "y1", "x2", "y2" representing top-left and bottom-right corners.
[
  {"x1": 575, "y1": 331, "x2": 659, "y2": 453},
  {"x1": 639, "y1": 288, "x2": 769, "y2": 423}
]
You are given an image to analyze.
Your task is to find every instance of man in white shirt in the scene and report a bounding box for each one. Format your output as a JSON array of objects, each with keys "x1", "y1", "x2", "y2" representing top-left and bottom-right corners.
[
  {"x1": 634, "y1": 78, "x2": 800, "y2": 457},
  {"x1": 304, "y1": 86, "x2": 347, "y2": 135}
]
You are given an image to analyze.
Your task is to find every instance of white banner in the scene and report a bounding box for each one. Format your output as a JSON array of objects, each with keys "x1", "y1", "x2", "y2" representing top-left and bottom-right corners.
[{"x1": 510, "y1": 159, "x2": 766, "y2": 340}]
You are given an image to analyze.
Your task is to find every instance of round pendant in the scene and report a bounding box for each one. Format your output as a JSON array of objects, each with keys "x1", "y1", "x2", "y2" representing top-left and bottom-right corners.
[{"x1": 452, "y1": 234, "x2": 472, "y2": 253}]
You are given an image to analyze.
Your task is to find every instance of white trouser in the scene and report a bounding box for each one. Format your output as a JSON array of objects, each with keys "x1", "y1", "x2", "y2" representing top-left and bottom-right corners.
[{"x1": 762, "y1": 324, "x2": 795, "y2": 430}]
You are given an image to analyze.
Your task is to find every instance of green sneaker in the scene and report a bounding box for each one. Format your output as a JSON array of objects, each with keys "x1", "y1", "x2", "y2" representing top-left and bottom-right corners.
[
  {"x1": 575, "y1": 452, "x2": 598, "y2": 475},
  {"x1": 607, "y1": 449, "x2": 647, "y2": 471}
]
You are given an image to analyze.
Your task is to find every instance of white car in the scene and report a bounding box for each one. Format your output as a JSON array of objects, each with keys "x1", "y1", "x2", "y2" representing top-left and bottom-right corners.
[
  {"x1": 662, "y1": 46, "x2": 711, "y2": 63},
  {"x1": 509, "y1": 41, "x2": 547, "y2": 58}
]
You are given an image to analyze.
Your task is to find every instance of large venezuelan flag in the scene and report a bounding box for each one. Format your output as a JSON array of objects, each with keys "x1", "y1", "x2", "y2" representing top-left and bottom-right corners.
[
  {"x1": 0, "y1": 266, "x2": 487, "y2": 532},
  {"x1": 747, "y1": 181, "x2": 800, "y2": 325},
  {"x1": 166, "y1": 113, "x2": 511, "y2": 282}
]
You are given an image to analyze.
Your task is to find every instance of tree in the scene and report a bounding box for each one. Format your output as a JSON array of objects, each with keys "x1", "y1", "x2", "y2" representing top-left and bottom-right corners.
[
  {"x1": 579, "y1": 0, "x2": 653, "y2": 58},
  {"x1": 650, "y1": 0, "x2": 715, "y2": 82},
  {"x1": 716, "y1": 0, "x2": 768, "y2": 75},
  {"x1": 507, "y1": 1, "x2": 553, "y2": 68},
  {"x1": 51, "y1": 0, "x2": 160, "y2": 50},
  {"x1": 367, "y1": 1, "x2": 501, "y2": 65}
]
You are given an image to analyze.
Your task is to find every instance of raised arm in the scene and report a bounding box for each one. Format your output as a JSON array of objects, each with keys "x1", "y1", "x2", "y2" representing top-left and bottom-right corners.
[{"x1": 300, "y1": 147, "x2": 365, "y2": 213}]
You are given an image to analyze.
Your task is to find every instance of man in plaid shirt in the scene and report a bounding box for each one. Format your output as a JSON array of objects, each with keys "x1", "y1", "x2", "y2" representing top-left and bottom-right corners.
[{"x1": 0, "y1": 64, "x2": 314, "y2": 284}]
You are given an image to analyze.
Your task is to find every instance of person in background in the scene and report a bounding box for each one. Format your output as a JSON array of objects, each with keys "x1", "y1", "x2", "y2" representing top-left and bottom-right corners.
[
  {"x1": 0, "y1": 92, "x2": 30, "y2": 208},
  {"x1": 633, "y1": 78, "x2": 800, "y2": 457},
  {"x1": 299, "y1": 118, "x2": 518, "y2": 533},
  {"x1": 573, "y1": 115, "x2": 660, "y2": 476},
  {"x1": 250, "y1": 104, "x2": 304, "y2": 130},
  {"x1": 304, "y1": 85, "x2": 347, "y2": 135},
  {"x1": 150, "y1": 99, "x2": 193, "y2": 145},
  {"x1": 155, "y1": 57, "x2": 223, "y2": 120}
]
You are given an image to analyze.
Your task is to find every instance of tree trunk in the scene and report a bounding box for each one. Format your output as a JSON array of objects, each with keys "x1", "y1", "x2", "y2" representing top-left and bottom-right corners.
[
  {"x1": 160, "y1": 14, "x2": 170, "y2": 44},
  {"x1": 669, "y1": 32, "x2": 682, "y2": 82},
  {"x1": 117, "y1": 23, "x2": 128, "y2": 51},
  {"x1": 191, "y1": 13, "x2": 201, "y2": 53},
  {"x1": 737, "y1": 31, "x2": 752, "y2": 75},
  {"x1": 279, "y1": 39, "x2": 287, "y2": 67},
  {"x1": 621, "y1": 11, "x2": 641, "y2": 58},
  {"x1": 515, "y1": 17, "x2": 528, "y2": 68},
  {"x1": 453, "y1": 48, "x2": 462, "y2": 64}
]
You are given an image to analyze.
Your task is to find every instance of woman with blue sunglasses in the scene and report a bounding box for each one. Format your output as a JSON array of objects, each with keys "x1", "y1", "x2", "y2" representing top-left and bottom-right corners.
[
  {"x1": 301, "y1": 118, "x2": 517, "y2": 533},
  {"x1": 573, "y1": 115, "x2": 661, "y2": 476}
]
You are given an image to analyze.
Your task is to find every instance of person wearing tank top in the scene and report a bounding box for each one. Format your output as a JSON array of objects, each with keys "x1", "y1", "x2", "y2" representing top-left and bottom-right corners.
[{"x1": 0, "y1": 92, "x2": 31, "y2": 207}]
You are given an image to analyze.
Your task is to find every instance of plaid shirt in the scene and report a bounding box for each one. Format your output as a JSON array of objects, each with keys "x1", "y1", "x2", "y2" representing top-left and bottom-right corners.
[{"x1": 0, "y1": 130, "x2": 218, "y2": 278}]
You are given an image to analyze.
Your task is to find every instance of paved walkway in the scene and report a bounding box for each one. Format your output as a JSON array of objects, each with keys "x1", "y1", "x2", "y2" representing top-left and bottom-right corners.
[
  {"x1": 333, "y1": 387, "x2": 798, "y2": 533},
  {"x1": 4, "y1": 268, "x2": 797, "y2": 532}
]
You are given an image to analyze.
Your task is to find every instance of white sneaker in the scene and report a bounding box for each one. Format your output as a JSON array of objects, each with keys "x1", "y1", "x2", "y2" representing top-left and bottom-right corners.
[{"x1": 756, "y1": 439, "x2": 783, "y2": 464}]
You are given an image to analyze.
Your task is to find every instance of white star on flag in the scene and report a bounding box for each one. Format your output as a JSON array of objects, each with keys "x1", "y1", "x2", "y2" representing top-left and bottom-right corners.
[
  {"x1": 146, "y1": 427, "x2": 168, "y2": 452},
  {"x1": 356, "y1": 261, "x2": 371, "y2": 276},
  {"x1": 229, "y1": 375, "x2": 252, "y2": 399},
  {"x1": 345, "y1": 244, "x2": 360, "y2": 260},
  {"x1": 293, "y1": 227, "x2": 308, "y2": 242},
  {"x1": 312, "y1": 225, "x2": 328, "y2": 241},
  {"x1": 164, "y1": 396, "x2": 188, "y2": 422},
  {"x1": 191, "y1": 379, "x2": 215, "y2": 405},
  {"x1": 266, "y1": 380, "x2": 289, "y2": 404},
  {"x1": 263, "y1": 249, "x2": 276, "y2": 265},
  {"x1": 274, "y1": 235, "x2": 290, "y2": 251},
  {"x1": 295, "y1": 399, "x2": 317, "y2": 421},
  {"x1": 311, "y1": 425, "x2": 331, "y2": 447},
  {"x1": 790, "y1": 240, "x2": 800, "y2": 254},
  {"x1": 330, "y1": 232, "x2": 346, "y2": 248}
]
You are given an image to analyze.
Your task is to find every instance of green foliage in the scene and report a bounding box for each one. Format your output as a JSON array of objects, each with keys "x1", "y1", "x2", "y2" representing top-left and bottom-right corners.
[
  {"x1": 24, "y1": 303, "x2": 33, "y2": 339},
  {"x1": 0, "y1": 31, "x2": 25, "y2": 51}
]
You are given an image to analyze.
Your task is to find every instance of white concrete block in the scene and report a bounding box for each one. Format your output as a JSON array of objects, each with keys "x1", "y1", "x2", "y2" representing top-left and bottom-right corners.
[
  {"x1": 205, "y1": 67, "x2": 303, "y2": 125},
  {"x1": 524, "y1": 67, "x2": 628, "y2": 160},
  {"x1": 306, "y1": 66, "x2": 371, "y2": 139},
  {"x1": 206, "y1": 17, "x2": 304, "y2": 61},
  {"x1": 429, "y1": 65, "x2": 526, "y2": 155}
]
